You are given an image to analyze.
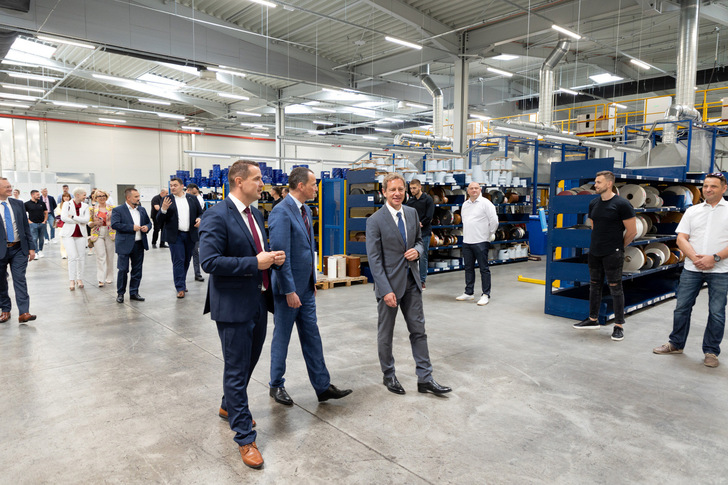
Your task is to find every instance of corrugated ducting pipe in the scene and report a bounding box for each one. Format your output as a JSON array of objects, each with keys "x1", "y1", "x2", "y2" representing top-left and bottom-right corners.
[
  {"x1": 664, "y1": 0, "x2": 701, "y2": 144},
  {"x1": 539, "y1": 40, "x2": 571, "y2": 127},
  {"x1": 420, "y1": 74, "x2": 443, "y2": 138}
]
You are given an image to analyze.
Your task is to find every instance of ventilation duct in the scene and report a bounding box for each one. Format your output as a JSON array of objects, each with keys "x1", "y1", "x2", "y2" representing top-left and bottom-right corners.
[
  {"x1": 539, "y1": 40, "x2": 571, "y2": 127},
  {"x1": 420, "y1": 71, "x2": 443, "y2": 138}
]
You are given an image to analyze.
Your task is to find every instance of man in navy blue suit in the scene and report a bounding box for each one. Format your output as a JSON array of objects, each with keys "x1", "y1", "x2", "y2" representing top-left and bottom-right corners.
[
  {"x1": 0, "y1": 178, "x2": 37, "y2": 324},
  {"x1": 157, "y1": 177, "x2": 203, "y2": 299},
  {"x1": 199, "y1": 160, "x2": 285, "y2": 469},
  {"x1": 268, "y1": 167, "x2": 352, "y2": 406},
  {"x1": 111, "y1": 188, "x2": 152, "y2": 303}
]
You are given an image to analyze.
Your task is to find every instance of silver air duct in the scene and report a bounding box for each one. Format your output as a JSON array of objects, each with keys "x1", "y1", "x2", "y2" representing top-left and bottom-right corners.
[
  {"x1": 420, "y1": 72, "x2": 443, "y2": 138},
  {"x1": 539, "y1": 40, "x2": 571, "y2": 127}
]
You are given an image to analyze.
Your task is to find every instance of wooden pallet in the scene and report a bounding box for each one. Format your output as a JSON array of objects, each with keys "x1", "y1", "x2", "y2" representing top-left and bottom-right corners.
[{"x1": 315, "y1": 275, "x2": 368, "y2": 290}]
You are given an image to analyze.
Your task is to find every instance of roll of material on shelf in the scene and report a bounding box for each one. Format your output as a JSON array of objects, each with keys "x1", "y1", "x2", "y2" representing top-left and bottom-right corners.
[
  {"x1": 645, "y1": 242, "x2": 671, "y2": 264},
  {"x1": 623, "y1": 246, "x2": 645, "y2": 272},
  {"x1": 435, "y1": 208, "x2": 454, "y2": 225},
  {"x1": 557, "y1": 189, "x2": 578, "y2": 196},
  {"x1": 453, "y1": 211, "x2": 462, "y2": 224},
  {"x1": 633, "y1": 216, "x2": 645, "y2": 239},
  {"x1": 489, "y1": 189, "x2": 505, "y2": 204},
  {"x1": 510, "y1": 226, "x2": 526, "y2": 240},
  {"x1": 620, "y1": 184, "x2": 647, "y2": 208},
  {"x1": 687, "y1": 184, "x2": 701, "y2": 204},
  {"x1": 644, "y1": 186, "x2": 663, "y2": 208},
  {"x1": 645, "y1": 247, "x2": 666, "y2": 267}
]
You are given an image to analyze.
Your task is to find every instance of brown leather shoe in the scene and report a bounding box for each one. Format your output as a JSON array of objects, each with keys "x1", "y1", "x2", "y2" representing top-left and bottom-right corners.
[
  {"x1": 177, "y1": 291, "x2": 185, "y2": 299},
  {"x1": 218, "y1": 407, "x2": 255, "y2": 427},
  {"x1": 0, "y1": 312, "x2": 10, "y2": 323},
  {"x1": 239, "y1": 442, "x2": 263, "y2": 468},
  {"x1": 18, "y1": 313, "x2": 36, "y2": 323},
  {"x1": 705, "y1": 353, "x2": 720, "y2": 368}
]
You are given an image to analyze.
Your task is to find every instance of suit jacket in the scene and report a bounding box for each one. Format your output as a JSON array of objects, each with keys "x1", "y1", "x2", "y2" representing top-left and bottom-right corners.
[
  {"x1": 0, "y1": 198, "x2": 34, "y2": 259},
  {"x1": 269, "y1": 195, "x2": 316, "y2": 296},
  {"x1": 110, "y1": 203, "x2": 152, "y2": 254},
  {"x1": 365, "y1": 204, "x2": 424, "y2": 299},
  {"x1": 59, "y1": 200, "x2": 90, "y2": 238},
  {"x1": 41, "y1": 195, "x2": 57, "y2": 217},
  {"x1": 156, "y1": 193, "x2": 203, "y2": 244},
  {"x1": 200, "y1": 197, "x2": 274, "y2": 322}
]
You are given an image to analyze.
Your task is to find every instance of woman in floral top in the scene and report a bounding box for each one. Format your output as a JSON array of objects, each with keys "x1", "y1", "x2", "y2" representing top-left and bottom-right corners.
[{"x1": 89, "y1": 190, "x2": 116, "y2": 287}]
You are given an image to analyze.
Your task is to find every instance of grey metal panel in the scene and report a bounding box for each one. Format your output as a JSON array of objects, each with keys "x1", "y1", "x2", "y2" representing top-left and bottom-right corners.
[
  {"x1": 26, "y1": 120, "x2": 41, "y2": 171},
  {"x1": 85, "y1": 1, "x2": 133, "y2": 48},
  {"x1": 129, "y1": 7, "x2": 172, "y2": 55},
  {"x1": 12, "y1": 120, "x2": 28, "y2": 171}
]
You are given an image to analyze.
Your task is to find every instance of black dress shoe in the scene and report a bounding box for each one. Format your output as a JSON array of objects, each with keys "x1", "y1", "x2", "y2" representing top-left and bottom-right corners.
[
  {"x1": 116, "y1": 294, "x2": 124, "y2": 303},
  {"x1": 130, "y1": 294, "x2": 145, "y2": 301},
  {"x1": 383, "y1": 376, "x2": 405, "y2": 395},
  {"x1": 417, "y1": 379, "x2": 452, "y2": 395},
  {"x1": 317, "y1": 384, "x2": 353, "y2": 402},
  {"x1": 269, "y1": 386, "x2": 293, "y2": 406},
  {"x1": 195, "y1": 275, "x2": 205, "y2": 282}
]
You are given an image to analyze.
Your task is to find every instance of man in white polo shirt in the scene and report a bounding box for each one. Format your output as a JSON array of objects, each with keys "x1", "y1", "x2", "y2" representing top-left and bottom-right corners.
[
  {"x1": 456, "y1": 182, "x2": 499, "y2": 306},
  {"x1": 653, "y1": 173, "x2": 728, "y2": 368}
]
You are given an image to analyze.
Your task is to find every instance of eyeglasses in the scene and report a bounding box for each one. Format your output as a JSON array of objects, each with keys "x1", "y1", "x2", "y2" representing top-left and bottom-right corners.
[{"x1": 708, "y1": 172, "x2": 726, "y2": 180}]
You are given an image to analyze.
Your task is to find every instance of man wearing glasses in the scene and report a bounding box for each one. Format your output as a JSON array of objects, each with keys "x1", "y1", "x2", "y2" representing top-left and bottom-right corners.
[{"x1": 654, "y1": 172, "x2": 728, "y2": 368}]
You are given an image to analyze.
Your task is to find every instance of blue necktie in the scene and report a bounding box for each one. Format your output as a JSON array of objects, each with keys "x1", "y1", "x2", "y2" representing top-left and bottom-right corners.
[
  {"x1": 2, "y1": 202, "x2": 14, "y2": 242},
  {"x1": 397, "y1": 212, "x2": 406, "y2": 246}
]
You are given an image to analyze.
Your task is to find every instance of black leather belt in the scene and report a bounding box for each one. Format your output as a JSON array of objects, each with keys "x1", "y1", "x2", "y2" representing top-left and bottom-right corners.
[{"x1": 7, "y1": 241, "x2": 19, "y2": 247}]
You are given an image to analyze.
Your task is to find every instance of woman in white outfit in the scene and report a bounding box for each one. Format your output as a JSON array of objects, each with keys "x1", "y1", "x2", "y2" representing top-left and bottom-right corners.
[
  {"x1": 61, "y1": 188, "x2": 90, "y2": 290},
  {"x1": 88, "y1": 190, "x2": 115, "y2": 287}
]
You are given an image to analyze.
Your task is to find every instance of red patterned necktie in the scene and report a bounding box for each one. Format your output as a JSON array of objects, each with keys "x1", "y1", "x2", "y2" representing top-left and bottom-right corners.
[
  {"x1": 300, "y1": 205, "x2": 311, "y2": 241},
  {"x1": 243, "y1": 207, "x2": 269, "y2": 290}
]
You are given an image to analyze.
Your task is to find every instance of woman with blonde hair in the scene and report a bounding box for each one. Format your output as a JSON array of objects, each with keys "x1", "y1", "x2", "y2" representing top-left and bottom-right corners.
[
  {"x1": 61, "y1": 187, "x2": 90, "y2": 290},
  {"x1": 55, "y1": 192, "x2": 72, "y2": 259},
  {"x1": 89, "y1": 190, "x2": 116, "y2": 287}
]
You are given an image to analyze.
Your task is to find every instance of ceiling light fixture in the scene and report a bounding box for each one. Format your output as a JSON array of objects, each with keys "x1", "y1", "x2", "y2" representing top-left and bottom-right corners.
[
  {"x1": 405, "y1": 102, "x2": 428, "y2": 109},
  {"x1": 181, "y1": 125, "x2": 204, "y2": 131},
  {"x1": 0, "y1": 101, "x2": 30, "y2": 108},
  {"x1": 209, "y1": 67, "x2": 247, "y2": 77},
  {"x1": 312, "y1": 107, "x2": 336, "y2": 113},
  {"x1": 10, "y1": 38, "x2": 57, "y2": 58},
  {"x1": 551, "y1": 24, "x2": 582, "y2": 40},
  {"x1": 248, "y1": 0, "x2": 276, "y2": 7},
  {"x1": 138, "y1": 98, "x2": 171, "y2": 105},
  {"x1": 52, "y1": 100, "x2": 88, "y2": 108},
  {"x1": 611, "y1": 103, "x2": 628, "y2": 109},
  {"x1": 236, "y1": 110, "x2": 262, "y2": 117},
  {"x1": 159, "y1": 63, "x2": 200, "y2": 76},
  {"x1": 37, "y1": 35, "x2": 95, "y2": 49},
  {"x1": 2, "y1": 84, "x2": 46, "y2": 93},
  {"x1": 630, "y1": 58, "x2": 651, "y2": 70},
  {"x1": 557, "y1": 87, "x2": 580, "y2": 95},
  {"x1": 491, "y1": 54, "x2": 519, "y2": 61},
  {"x1": 98, "y1": 117, "x2": 126, "y2": 123},
  {"x1": 308, "y1": 130, "x2": 326, "y2": 135},
  {"x1": 374, "y1": 128, "x2": 391, "y2": 133},
  {"x1": 186, "y1": 152, "x2": 231, "y2": 159},
  {"x1": 8, "y1": 72, "x2": 59, "y2": 82},
  {"x1": 361, "y1": 135, "x2": 378, "y2": 140},
  {"x1": 313, "y1": 120, "x2": 334, "y2": 125},
  {"x1": 218, "y1": 93, "x2": 250, "y2": 101},
  {"x1": 241, "y1": 123, "x2": 265, "y2": 128},
  {"x1": 384, "y1": 36, "x2": 423, "y2": 50},
  {"x1": 93, "y1": 73, "x2": 128, "y2": 83},
  {"x1": 0, "y1": 92, "x2": 39, "y2": 101},
  {"x1": 250, "y1": 132, "x2": 271, "y2": 137},
  {"x1": 486, "y1": 67, "x2": 513, "y2": 77},
  {"x1": 157, "y1": 113, "x2": 186, "y2": 120},
  {"x1": 589, "y1": 73, "x2": 623, "y2": 84}
]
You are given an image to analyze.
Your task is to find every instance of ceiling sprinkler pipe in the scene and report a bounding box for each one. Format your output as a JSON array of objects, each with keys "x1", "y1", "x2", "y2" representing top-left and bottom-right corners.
[{"x1": 539, "y1": 40, "x2": 570, "y2": 127}]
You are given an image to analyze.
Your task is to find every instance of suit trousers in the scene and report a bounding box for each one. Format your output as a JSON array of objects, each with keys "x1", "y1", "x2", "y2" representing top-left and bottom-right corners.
[
  {"x1": 64, "y1": 236, "x2": 87, "y2": 281},
  {"x1": 117, "y1": 240, "x2": 144, "y2": 296},
  {"x1": 377, "y1": 272, "x2": 433, "y2": 383},
  {"x1": 0, "y1": 244, "x2": 30, "y2": 314},
  {"x1": 217, "y1": 294, "x2": 267, "y2": 447},
  {"x1": 168, "y1": 231, "x2": 193, "y2": 291},
  {"x1": 269, "y1": 287, "x2": 331, "y2": 393},
  {"x1": 192, "y1": 240, "x2": 201, "y2": 277},
  {"x1": 94, "y1": 235, "x2": 115, "y2": 283}
]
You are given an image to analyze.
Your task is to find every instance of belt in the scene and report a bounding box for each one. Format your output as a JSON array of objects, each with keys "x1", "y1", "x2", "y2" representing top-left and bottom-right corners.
[{"x1": 7, "y1": 241, "x2": 19, "y2": 247}]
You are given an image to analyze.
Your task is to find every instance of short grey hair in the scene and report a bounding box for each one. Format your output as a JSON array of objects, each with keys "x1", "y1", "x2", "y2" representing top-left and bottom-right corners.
[{"x1": 72, "y1": 187, "x2": 86, "y2": 197}]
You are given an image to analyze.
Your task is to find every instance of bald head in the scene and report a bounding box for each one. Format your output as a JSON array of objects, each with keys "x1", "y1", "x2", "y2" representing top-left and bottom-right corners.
[{"x1": 467, "y1": 182, "x2": 481, "y2": 201}]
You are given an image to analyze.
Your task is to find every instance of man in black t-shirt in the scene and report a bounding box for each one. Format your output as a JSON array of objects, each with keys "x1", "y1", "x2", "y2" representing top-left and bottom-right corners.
[
  {"x1": 573, "y1": 171, "x2": 637, "y2": 341},
  {"x1": 405, "y1": 179, "x2": 435, "y2": 288},
  {"x1": 150, "y1": 189, "x2": 168, "y2": 248},
  {"x1": 24, "y1": 190, "x2": 49, "y2": 258}
]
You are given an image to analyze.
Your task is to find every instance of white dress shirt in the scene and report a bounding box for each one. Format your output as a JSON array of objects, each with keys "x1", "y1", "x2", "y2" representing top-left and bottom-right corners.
[
  {"x1": 127, "y1": 202, "x2": 142, "y2": 241},
  {"x1": 676, "y1": 198, "x2": 728, "y2": 273},
  {"x1": 461, "y1": 195, "x2": 499, "y2": 244},
  {"x1": 228, "y1": 194, "x2": 264, "y2": 250},
  {"x1": 384, "y1": 202, "x2": 407, "y2": 242},
  {"x1": 174, "y1": 195, "x2": 190, "y2": 232},
  {"x1": 196, "y1": 194, "x2": 204, "y2": 210},
  {"x1": 0, "y1": 198, "x2": 19, "y2": 241}
]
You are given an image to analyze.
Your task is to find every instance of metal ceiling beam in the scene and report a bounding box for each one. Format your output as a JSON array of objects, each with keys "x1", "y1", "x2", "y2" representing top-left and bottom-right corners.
[
  {"x1": 358, "y1": 0, "x2": 460, "y2": 53},
  {"x1": 701, "y1": 2, "x2": 728, "y2": 28},
  {"x1": 279, "y1": 0, "x2": 365, "y2": 40},
  {"x1": 349, "y1": 46, "x2": 454, "y2": 80}
]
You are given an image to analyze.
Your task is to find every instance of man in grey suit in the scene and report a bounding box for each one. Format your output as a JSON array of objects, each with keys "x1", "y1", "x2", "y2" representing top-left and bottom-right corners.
[{"x1": 365, "y1": 173, "x2": 452, "y2": 396}]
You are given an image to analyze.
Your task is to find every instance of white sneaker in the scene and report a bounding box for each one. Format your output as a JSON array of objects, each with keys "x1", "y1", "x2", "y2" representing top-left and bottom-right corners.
[
  {"x1": 36, "y1": 251, "x2": 43, "y2": 258},
  {"x1": 477, "y1": 294, "x2": 489, "y2": 306},
  {"x1": 455, "y1": 293, "x2": 475, "y2": 301}
]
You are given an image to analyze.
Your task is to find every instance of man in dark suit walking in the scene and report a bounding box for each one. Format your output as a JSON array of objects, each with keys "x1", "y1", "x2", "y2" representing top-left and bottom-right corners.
[
  {"x1": 199, "y1": 160, "x2": 285, "y2": 469},
  {"x1": 157, "y1": 178, "x2": 203, "y2": 299},
  {"x1": 268, "y1": 167, "x2": 352, "y2": 406},
  {"x1": 0, "y1": 178, "x2": 36, "y2": 324},
  {"x1": 366, "y1": 173, "x2": 451, "y2": 396},
  {"x1": 150, "y1": 189, "x2": 167, "y2": 248},
  {"x1": 111, "y1": 188, "x2": 152, "y2": 303}
]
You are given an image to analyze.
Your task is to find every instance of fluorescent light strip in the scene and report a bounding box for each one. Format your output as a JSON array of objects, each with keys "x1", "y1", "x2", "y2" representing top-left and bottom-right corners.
[
  {"x1": 374, "y1": 128, "x2": 391, "y2": 133},
  {"x1": 236, "y1": 111, "x2": 262, "y2": 117},
  {"x1": 406, "y1": 102, "x2": 428, "y2": 109},
  {"x1": 52, "y1": 100, "x2": 88, "y2": 108},
  {"x1": 241, "y1": 123, "x2": 265, "y2": 128},
  {"x1": 249, "y1": 0, "x2": 276, "y2": 7},
  {"x1": 384, "y1": 36, "x2": 423, "y2": 50},
  {"x1": 487, "y1": 67, "x2": 513, "y2": 77},
  {"x1": 0, "y1": 102, "x2": 30, "y2": 108},
  {"x1": 93, "y1": 73, "x2": 128, "y2": 83},
  {"x1": 37, "y1": 35, "x2": 95, "y2": 49},
  {"x1": 2, "y1": 84, "x2": 46, "y2": 93},
  {"x1": 209, "y1": 67, "x2": 247, "y2": 77},
  {"x1": 218, "y1": 93, "x2": 250, "y2": 101},
  {"x1": 492, "y1": 54, "x2": 519, "y2": 61},
  {"x1": 313, "y1": 120, "x2": 334, "y2": 125},
  {"x1": 181, "y1": 126, "x2": 204, "y2": 131},
  {"x1": 362, "y1": 135, "x2": 378, "y2": 140},
  {"x1": 138, "y1": 98, "x2": 171, "y2": 106},
  {"x1": 250, "y1": 132, "x2": 271, "y2": 137},
  {"x1": 308, "y1": 130, "x2": 325, "y2": 135},
  {"x1": 159, "y1": 63, "x2": 200, "y2": 76},
  {"x1": 157, "y1": 113, "x2": 185, "y2": 120},
  {"x1": 558, "y1": 87, "x2": 580, "y2": 95},
  {"x1": 611, "y1": 103, "x2": 628, "y2": 109},
  {"x1": 0, "y1": 92, "x2": 39, "y2": 101},
  {"x1": 551, "y1": 24, "x2": 582, "y2": 40},
  {"x1": 312, "y1": 107, "x2": 336, "y2": 113},
  {"x1": 630, "y1": 58, "x2": 651, "y2": 70},
  {"x1": 8, "y1": 72, "x2": 59, "y2": 82},
  {"x1": 187, "y1": 152, "x2": 231, "y2": 159},
  {"x1": 99, "y1": 117, "x2": 126, "y2": 123}
]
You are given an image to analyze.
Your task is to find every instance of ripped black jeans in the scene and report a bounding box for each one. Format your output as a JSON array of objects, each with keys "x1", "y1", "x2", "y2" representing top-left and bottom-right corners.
[{"x1": 587, "y1": 249, "x2": 625, "y2": 325}]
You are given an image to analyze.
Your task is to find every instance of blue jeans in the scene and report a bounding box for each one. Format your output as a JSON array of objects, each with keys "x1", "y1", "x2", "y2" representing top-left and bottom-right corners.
[
  {"x1": 670, "y1": 269, "x2": 728, "y2": 356},
  {"x1": 419, "y1": 234, "x2": 430, "y2": 284},
  {"x1": 463, "y1": 241, "x2": 491, "y2": 296},
  {"x1": 29, "y1": 223, "x2": 47, "y2": 252},
  {"x1": 46, "y1": 218, "x2": 55, "y2": 240},
  {"x1": 169, "y1": 232, "x2": 194, "y2": 291}
]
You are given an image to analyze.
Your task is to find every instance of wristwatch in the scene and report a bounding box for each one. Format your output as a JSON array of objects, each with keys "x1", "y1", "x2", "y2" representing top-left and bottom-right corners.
[{"x1": 714, "y1": 254, "x2": 722, "y2": 262}]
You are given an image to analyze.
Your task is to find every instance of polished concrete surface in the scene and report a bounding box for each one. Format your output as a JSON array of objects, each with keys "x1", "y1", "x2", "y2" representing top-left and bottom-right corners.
[{"x1": 2, "y1": 242, "x2": 728, "y2": 484}]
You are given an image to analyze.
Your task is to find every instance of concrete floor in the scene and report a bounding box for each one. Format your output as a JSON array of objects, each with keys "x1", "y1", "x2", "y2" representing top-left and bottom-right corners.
[{"x1": 2, "y1": 242, "x2": 727, "y2": 484}]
